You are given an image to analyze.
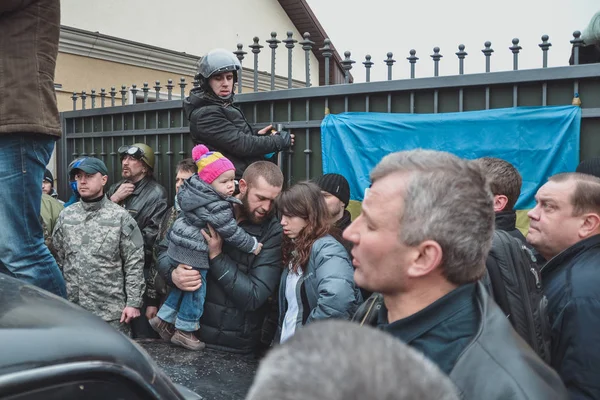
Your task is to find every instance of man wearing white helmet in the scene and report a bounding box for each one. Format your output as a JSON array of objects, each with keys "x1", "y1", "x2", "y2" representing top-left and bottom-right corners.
[{"x1": 184, "y1": 48, "x2": 294, "y2": 181}]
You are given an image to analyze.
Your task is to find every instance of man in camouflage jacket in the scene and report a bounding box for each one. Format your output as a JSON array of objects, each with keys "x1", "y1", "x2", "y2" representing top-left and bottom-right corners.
[{"x1": 52, "y1": 157, "x2": 145, "y2": 335}]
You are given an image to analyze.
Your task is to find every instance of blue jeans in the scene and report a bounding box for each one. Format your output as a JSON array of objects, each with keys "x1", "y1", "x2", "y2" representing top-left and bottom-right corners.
[
  {"x1": 0, "y1": 134, "x2": 67, "y2": 298},
  {"x1": 158, "y1": 269, "x2": 208, "y2": 332}
]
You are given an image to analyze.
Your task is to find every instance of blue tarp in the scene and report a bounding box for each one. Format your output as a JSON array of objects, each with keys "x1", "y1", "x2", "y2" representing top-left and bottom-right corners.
[{"x1": 321, "y1": 106, "x2": 581, "y2": 209}]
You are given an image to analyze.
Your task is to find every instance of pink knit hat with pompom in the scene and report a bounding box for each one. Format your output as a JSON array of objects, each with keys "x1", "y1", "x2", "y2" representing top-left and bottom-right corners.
[{"x1": 192, "y1": 144, "x2": 235, "y2": 184}]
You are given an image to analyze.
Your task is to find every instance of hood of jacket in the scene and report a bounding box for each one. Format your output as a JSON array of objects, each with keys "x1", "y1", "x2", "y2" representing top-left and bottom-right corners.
[
  {"x1": 177, "y1": 175, "x2": 241, "y2": 213},
  {"x1": 183, "y1": 88, "x2": 233, "y2": 120}
]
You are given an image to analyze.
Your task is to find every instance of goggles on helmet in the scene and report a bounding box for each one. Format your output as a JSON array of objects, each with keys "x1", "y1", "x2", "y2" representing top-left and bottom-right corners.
[{"x1": 118, "y1": 145, "x2": 144, "y2": 159}]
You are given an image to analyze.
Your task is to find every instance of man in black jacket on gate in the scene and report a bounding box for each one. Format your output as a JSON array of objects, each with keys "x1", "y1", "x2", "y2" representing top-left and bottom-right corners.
[
  {"x1": 344, "y1": 150, "x2": 566, "y2": 400},
  {"x1": 528, "y1": 172, "x2": 600, "y2": 399},
  {"x1": 158, "y1": 161, "x2": 283, "y2": 354},
  {"x1": 107, "y1": 143, "x2": 168, "y2": 338},
  {"x1": 184, "y1": 48, "x2": 293, "y2": 181},
  {"x1": 472, "y1": 157, "x2": 526, "y2": 242}
]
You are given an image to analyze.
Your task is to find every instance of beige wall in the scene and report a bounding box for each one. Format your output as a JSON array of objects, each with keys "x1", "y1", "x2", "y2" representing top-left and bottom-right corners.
[
  {"x1": 60, "y1": 0, "x2": 319, "y2": 85},
  {"x1": 56, "y1": 52, "x2": 196, "y2": 111}
]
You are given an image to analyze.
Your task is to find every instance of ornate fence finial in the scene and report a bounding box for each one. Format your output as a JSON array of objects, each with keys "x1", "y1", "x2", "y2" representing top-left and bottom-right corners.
[
  {"x1": 179, "y1": 77, "x2": 187, "y2": 99},
  {"x1": 407, "y1": 49, "x2": 418, "y2": 79},
  {"x1": 120, "y1": 85, "x2": 127, "y2": 105},
  {"x1": 282, "y1": 32, "x2": 297, "y2": 89},
  {"x1": 341, "y1": 51, "x2": 355, "y2": 84},
  {"x1": 430, "y1": 47, "x2": 442, "y2": 77},
  {"x1": 142, "y1": 82, "x2": 150, "y2": 103},
  {"x1": 154, "y1": 80, "x2": 162, "y2": 101},
  {"x1": 482, "y1": 41, "x2": 494, "y2": 72},
  {"x1": 81, "y1": 90, "x2": 87, "y2": 110},
  {"x1": 385, "y1": 52, "x2": 396, "y2": 80},
  {"x1": 456, "y1": 44, "x2": 467, "y2": 75},
  {"x1": 100, "y1": 88, "x2": 106, "y2": 107},
  {"x1": 509, "y1": 38, "x2": 522, "y2": 70},
  {"x1": 233, "y1": 43, "x2": 247, "y2": 93},
  {"x1": 110, "y1": 86, "x2": 117, "y2": 107},
  {"x1": 249, "y1": 36, "x2": 263, "y2": 92},
  {"x1": 131, "y1": 84, "x2": 138, "y2": 105},
  {"x1": 234, "y1": 43, "x2": 247, "y2": 62},
  {"x1": 320, "y1": 38, "x2": 333, "y2": 86},
  {"x1": 90, "y1": 89, "x2": 96, "y2": 109},
  {"x1": 299, "y1": 32, "x2": 314, "y2": 87},
  {"x1": 266, "y1": 32, "x2": 281, "y2": 91},
  {"x1": 539, "y1": 35, "x2": 551, "y2": 68},
  {"x1": 166, "y1": 79, "x2": 174, "y2": 100},
  {"x1": 570, "y1": 31, "x2": 584, "y2": 65},
  {"x1": 71, "y1": 91, "x2": 78, "y2": 111},
  {"x1": 363, "y1": 54, "x2": 374, "y2": 82}
]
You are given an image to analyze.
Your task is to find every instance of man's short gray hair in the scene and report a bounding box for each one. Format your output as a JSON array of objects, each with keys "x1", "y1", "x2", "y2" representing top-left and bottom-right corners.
[
  {"x1": 246, "y1": 320, "x2": 459, "y2": 400},
  {"x1": 371, "y1": 149, "x2": 494, "y2": 284}
]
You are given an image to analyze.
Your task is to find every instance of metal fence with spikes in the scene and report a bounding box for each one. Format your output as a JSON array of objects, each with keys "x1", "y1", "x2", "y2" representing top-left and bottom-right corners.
[{"x1": 58, "y1": 30, "x2": 600, "y2": 204}]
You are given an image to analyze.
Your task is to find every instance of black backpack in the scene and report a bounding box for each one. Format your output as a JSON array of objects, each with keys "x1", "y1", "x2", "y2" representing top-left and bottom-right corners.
[{"x1": 484, "y1": 230, "x2": 551, "y2": 364}]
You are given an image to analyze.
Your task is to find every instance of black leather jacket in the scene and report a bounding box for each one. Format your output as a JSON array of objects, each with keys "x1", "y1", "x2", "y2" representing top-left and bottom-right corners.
[
  {"x1": 107, "y1": 176, "x2": 168, "y2": 275},
  {"x1": 158, "y1": 214, "x2": 283, "y2": 354},
  {"x1": 354, "y1": 282, "x2": 567, "y2": 399},
  {"x1": 184, "y1": 89, "x2": 286, "y2": 180}
]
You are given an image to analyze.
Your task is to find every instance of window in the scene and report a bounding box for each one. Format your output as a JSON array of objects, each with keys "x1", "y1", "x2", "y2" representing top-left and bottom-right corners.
[{"x1": 4, "y1": 379, "x2": 147, "y2": 400}]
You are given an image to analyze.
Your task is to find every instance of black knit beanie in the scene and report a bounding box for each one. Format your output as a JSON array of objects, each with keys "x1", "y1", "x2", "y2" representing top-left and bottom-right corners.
[
  {"x1": 576, "y1": 157, "x2": 600, "y2": 179},
  {"x1": 44, "y1": 169, "x2": 54, "y2": 185},
  {"x1": 315, "y1": 173, "x2": 351, "y2": 207}
]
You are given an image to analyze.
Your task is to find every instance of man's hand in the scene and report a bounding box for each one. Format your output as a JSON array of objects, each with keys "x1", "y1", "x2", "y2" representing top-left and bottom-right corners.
[
  {"x1": 201, "y1": 224, "x2": 223, "y2": 259},
  {"x1": 258, "y1": 124, "x2": 274, "y2": 135},
  {"x1": 110, "y1": 182, "x2": 135, "y2": 203},
  {"x1": 276, "y1": 130, "x2": 294, "y2": 150},
  {"x1": 120, "y1": 306, "x2": 141, "y2": 324},
  {"x1": 278, "y1": 132, "x2": 295, "y2": 147},
  {"x1": 172, "y1": 264, "x2": 202, "y2": 292},
  {"x1": 145, "y1": 306, "x2": 158, "y2": 320}
]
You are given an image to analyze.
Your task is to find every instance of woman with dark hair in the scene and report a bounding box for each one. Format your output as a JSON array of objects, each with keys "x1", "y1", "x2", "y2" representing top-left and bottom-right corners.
[{"x1": 275, "y1": 182, "x2": 362, "y2": 343}]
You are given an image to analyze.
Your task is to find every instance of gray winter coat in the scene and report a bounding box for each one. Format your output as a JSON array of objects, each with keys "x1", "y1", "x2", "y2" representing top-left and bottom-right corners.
[
  {"x1": 275, "y1": 235, "x2": 362, "y2": 341},
  {"x1": 167, "y1": 175, "x2": 257, "y2": 270}
]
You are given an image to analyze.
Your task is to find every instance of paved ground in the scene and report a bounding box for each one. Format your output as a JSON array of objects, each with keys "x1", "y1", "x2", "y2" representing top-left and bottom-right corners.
[{"x1": 138, "y1": 340, "x2": 259, "y2": 400}]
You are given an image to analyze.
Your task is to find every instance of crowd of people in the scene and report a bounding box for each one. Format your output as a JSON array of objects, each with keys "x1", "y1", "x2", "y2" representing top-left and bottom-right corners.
[
  {"x1": 36, "y1": 144, "x2": 600, "y2": 400},
  {"x1": 3, "y1": 1, "x2": 600, "y2": 399}
]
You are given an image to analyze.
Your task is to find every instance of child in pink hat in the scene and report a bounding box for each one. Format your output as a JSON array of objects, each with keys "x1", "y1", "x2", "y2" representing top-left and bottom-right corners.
[{"x1": 150, "y1": 145, "x2": 262, "y2": 350}]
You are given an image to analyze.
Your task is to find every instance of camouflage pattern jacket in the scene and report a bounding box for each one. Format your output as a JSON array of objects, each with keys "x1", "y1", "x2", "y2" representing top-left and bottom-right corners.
[{"x1": 52, "y1": 196, "x2": 146, "y2": 321}]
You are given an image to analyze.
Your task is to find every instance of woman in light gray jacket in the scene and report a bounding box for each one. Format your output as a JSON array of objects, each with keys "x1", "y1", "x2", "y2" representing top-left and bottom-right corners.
[{"x1": 275, "y1": 182, "x2": 362, "y2": 343}]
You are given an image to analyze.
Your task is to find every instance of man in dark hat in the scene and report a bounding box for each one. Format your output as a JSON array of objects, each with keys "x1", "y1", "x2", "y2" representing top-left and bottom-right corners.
[
  {"x1": 316, "y1": 173, "x2": 352, "y2": 231},
  {"x1": 576, "y1": 157, "x2": 600, "y2": 178},
  {"x1": 42, "y1": 169, "x2": 63, "y2": 204}
]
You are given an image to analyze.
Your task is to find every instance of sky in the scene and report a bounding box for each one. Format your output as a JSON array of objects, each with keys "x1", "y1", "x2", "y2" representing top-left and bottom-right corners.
[{"x1": 305, "y1": 0, "x2": 599, "y2": 82}]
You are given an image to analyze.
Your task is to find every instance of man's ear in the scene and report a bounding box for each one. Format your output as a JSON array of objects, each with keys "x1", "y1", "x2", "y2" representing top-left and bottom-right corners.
[
  {"x1": 238, "y1": 178, "x2": 248, "y2": 195},
  {"x1": 579, "y1": 213, "x2": 600, "y2": 239},
  {"x1": 493, "y1": 194, "x2": 509, "y2": 212},
  {"x1": 406, "y1": 240, "x2": 443, "y2": 278},
  {"x1": 101, "y1": 175, "x2": 108, "y2": 186}
]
